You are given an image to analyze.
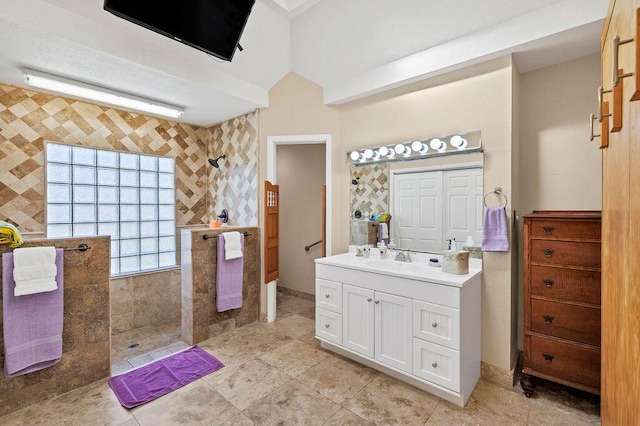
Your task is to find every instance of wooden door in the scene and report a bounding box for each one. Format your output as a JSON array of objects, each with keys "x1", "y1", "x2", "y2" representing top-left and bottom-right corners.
[
  {"x1": 343, "y1": 284, "x2": 375, "y2": 357},
  {"x1": 600, "y1": 0, "x2": 640, "y2": 422},
  {"x1": 374, "y1": 291, "x2": 412, "y2": 373},
  {"x1": 264, "y1": 180, "x2": 279, "y2": 283}
]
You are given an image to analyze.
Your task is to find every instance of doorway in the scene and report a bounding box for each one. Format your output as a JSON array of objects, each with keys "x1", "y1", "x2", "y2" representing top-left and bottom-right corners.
[{"x1": 266, "y1": 134, "x2": 332, "y2": 321}]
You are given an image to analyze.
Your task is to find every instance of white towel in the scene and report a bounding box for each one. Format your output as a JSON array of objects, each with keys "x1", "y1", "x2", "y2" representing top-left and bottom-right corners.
[
  {"x1": 12, "y1": 247, "x2": 58, "y2": 296},
  {"x1": 380, "y1": 223, "x2": 389, "y2": 239},
  {"x1": 222, "y1": 232, "x2": 243, "y2": 260}
]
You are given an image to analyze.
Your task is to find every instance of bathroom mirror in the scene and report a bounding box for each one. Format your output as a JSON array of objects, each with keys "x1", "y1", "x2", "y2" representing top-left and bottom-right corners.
[{"x1": 349, "y1": 133, "x2": 484, "y2": 254}]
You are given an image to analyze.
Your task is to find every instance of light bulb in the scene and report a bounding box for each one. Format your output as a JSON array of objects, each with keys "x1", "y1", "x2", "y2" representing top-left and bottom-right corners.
[
  {"x1": 411, "y1": 141, "x2": 422, "y2": 152},
  {"x1": 349, "y1": 151, "x2": 360, "y2": 161},
  {"x1": 364, "y1": 149, "x2": 374, "y2": 159},
  {"x1": 378, "y1": 146, "x2": 389, "y2": 156},
  {"x1": 394, "y1": 144, "x2": 406, "y2": 154},
  {"x1": 450, "y1": 135, "x2": 467, "y2": 149},
  {"x1": 429, "y1": 138, "x2": 446, "y2": 152}
]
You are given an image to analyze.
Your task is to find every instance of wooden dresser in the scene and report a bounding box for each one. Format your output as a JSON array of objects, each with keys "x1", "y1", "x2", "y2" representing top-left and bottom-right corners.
[{"x1": 521, "y1": 211, "x2": 601, "y2": 397}]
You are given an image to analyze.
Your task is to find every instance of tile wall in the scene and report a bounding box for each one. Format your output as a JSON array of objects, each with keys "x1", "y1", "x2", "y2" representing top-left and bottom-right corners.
[
  {"x1": 0, "y1": 236, "x2": 111, "y2": 417},
  {"x1": 350, "y1": 164, "x2": 389, "y2": 218}
]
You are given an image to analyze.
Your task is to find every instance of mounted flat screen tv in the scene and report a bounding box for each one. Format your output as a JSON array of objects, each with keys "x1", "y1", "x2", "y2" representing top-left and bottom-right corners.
[{"x1": 104, "y1": 0, "x2": 255, "y2": 61}]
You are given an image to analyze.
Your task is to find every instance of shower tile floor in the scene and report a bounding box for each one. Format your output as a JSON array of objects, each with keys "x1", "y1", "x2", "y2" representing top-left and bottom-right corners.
[{"x1": 1, "y1": 292, "x2": 600, "y2": 425}]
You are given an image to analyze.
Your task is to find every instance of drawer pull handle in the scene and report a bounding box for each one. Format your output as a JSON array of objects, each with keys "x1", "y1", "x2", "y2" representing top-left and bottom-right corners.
[
  {"x1": 375, "y1": 300, "x2": 380, "y2": 304},
  {"x1": 543, "y1": 248, "x2": 554, "y2": 258},
  {"x1": 325, "y1": 324, "x2": 330, "y2": 329},
  {"x1": 543, "y1": 226, "x2": 555, "y2": 235},
  {"x1": 367, "y1": 298, "x2": 372, "y2": 302},
  {"x1": 432, "y1": 322, "x2": 438, "y2": 328},
  {"x1": 543, "y1": 315, "x2": 555, "y2": 324},
  {"x1": 543, "y1": 279, "x2": 554, "y2": 288},
  {"x1": 542, "y1": 353, "x2": 555, "y2": 363},
  {"x1": 432, "y1": 362, "x2": 438, "y2": 368},
  {"x1": 325, "y1": 294, "x2": 330, "y2": 298}
]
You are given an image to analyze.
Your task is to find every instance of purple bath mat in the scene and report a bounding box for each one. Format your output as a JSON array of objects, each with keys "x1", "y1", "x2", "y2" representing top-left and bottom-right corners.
[{"x1": 109, "y1": 345, "x2": 224, "y2": 408}]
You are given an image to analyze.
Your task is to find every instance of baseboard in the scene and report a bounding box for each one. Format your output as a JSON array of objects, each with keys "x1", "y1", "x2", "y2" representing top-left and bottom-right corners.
[{"x1": 276, "y1": 285, "x2": 315, "y2": 302}]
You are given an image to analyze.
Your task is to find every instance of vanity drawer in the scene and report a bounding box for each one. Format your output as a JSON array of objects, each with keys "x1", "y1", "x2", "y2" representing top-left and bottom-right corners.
[
  {"x1": 531, "y1": 299, "x2": 600, "y2": 346},
  {"x1": 413, "y1": 300, "x2": 460, "y2": 350},
  {"x1": 530, "y1": 265, "x2": 601, "y2": 305},
  {"x1": 526, "y1": 335, "x2": 600, "y2": 391},
  {"x1": 413, "y1": 339, "x2": 460, "y2": 392},
  {"x1": 316, "y1": 308, "x2": 342, "y2": 345},
  {"x1": 316, "y1": 278, "x2": 343, "y2": 313},
  {"x1": 529, "y1": 219, "x2": 600, "y2": 240},
  {"x1": 530, "y1": 240, "x2": 601, "y2": 268}
]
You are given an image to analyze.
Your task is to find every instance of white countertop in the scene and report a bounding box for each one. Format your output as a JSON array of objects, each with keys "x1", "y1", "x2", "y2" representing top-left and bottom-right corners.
[{"x1": 315, "y1": 249, "x2": 482, "y2": 287}]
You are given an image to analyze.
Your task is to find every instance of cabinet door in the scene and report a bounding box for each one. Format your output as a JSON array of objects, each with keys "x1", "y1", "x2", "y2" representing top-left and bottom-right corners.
[
  {"x1": 413, "y1": 300, "x2": 460, "y2": 350},
  {"x1": 343, "y1": 285, "x2": 375, "y2": 357},
  {"x1": 375, "y1": 291, "x2": 412, "y2": 373}
]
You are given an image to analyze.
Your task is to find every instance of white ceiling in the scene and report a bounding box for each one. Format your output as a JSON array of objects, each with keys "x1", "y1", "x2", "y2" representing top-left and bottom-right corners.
[{"x1": 0, "y1": 0, "x2": 609, "y2": 127}]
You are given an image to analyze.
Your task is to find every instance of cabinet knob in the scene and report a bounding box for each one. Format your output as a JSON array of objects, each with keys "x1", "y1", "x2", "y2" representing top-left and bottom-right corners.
[
  {"x1": 325, "y1": 294, "x2": 330, "y2": 298},
  {"x1": 543, "y1": 226, "x2": 555, "y2": 235},
  {"x1": 543, "y1": 248, "x2": 554, "y2": 258},
  {"x1": 543, "y1": 279, "x2": 554, "y2": 288},
  {"x1": 325, "y1": 324, "x2": 330, "y2": 329},
  {"x1": 432, "y1": 323, "x2": 438, "y2": 328},
  {"x1": 543, "y1": 315, "x2": 554, "y2": 324},
  {"x1": 432, "y1": 362, "x2": 438, "y2": 368},
  {"x1": 367, "y1": 298, "x2": 372, "y2": 302},
  {"x1": 374, "y1": 300, "x2": 380, "y2": 304},
  {"x1": 542, "y1": 353, "x2": 555, "y2": 363}
]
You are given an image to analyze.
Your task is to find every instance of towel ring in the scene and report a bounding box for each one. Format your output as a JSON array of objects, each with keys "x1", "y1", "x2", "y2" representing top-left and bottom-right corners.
[{"x1": 483, "y1": 187, "x2": 508, "y2": 208}]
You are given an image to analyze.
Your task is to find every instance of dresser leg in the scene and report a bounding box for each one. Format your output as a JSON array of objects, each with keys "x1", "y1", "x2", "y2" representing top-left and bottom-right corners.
[{"x1": 520, "y1": 374, "x2": 536, "y2": 398}]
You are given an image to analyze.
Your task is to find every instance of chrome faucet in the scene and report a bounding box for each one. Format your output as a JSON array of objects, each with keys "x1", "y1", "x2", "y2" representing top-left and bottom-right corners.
[{"x1": 394, "y1": 249, "x2": 412, "y2": 262}]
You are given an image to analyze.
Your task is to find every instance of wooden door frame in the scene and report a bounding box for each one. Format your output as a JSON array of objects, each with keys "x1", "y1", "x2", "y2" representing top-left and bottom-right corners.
[{"x1": 265, "y1": 134, "x2": 332, "y2": 321}]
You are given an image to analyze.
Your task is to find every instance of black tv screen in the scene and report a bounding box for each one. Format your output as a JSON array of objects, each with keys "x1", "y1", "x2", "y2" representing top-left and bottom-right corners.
[{"x1": 104, "y1": 0, "x2": 255, "y2": 61}]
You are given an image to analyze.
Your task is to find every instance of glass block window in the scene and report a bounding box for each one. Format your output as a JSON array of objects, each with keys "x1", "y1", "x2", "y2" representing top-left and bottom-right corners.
[{"x1": 46, "y1": 142, "x2": 176, "y2": 276}]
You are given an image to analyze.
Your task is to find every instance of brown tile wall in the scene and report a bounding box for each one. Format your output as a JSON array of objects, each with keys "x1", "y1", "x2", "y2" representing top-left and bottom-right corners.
[
  {"x1": 181, "y1": 227, "x2": 260, "y2": 345},
  {"x1": 350, "y1": 164, "x2": 389, "y2": 219},
  {"x1": 0, "y1": 83, "x2": 210, "y2": 231},
  {"x1": 0, "y1": 236, "x2": 111, "y2": 417},
  {"x1": 110, "y1": 268, "x2": 181, "y2": 334}
]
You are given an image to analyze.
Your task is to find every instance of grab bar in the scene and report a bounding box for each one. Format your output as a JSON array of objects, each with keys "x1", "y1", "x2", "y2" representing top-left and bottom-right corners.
[{"x1": 305, "y1": 239, "x2": 322, "y2": 251}]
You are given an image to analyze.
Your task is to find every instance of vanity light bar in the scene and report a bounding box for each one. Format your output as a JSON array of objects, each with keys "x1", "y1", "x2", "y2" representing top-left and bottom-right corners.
[{"x1": 347, "y1": 132, "x2": 482, "y2": 165}]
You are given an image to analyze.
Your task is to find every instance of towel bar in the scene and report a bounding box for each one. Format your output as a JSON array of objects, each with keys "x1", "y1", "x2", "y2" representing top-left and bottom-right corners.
[
  {"x1": 63, "y1": 243, "x2": 91, "y2": 252},
  {"x1": 203, "y1": 232, "x2": 250, "y2": 240}
]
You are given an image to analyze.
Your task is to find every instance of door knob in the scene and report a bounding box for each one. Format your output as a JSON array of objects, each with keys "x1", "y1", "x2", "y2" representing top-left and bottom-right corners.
[
  {"x1": 325, "y1": 324, "x2": 330, "y2": 328},
  {"x1": 432, "y1": 322, "x2": 438, "y2": 328},
  {"x1": 325, "y1": 294, "x2": 330, "y2": 298},
  {"x1": 543, "y1": 315, "x2": 554, "y2": 324},
  {"x1": 543, "y1": 279, "x2": 554, "y2": 288},
  {"x1": 432, "y1": 362, "x2": 438, "y2": 368},
  {"x1": 543, "y1": 248, "x2": 554, "y2": 258}
]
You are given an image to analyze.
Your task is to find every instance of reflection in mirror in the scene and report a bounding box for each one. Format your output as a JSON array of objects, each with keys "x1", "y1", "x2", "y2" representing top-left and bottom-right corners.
[{"x1": 349, "y1": 135, "x2": 484, "y2": 254}]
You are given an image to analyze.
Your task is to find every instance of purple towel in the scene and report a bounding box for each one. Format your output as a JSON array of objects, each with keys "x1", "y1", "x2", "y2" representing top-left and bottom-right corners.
[
  {"x1": 216, "y1": 233, "x2": 244, "y2": 312},
  {"x1": 109, "y1": 345, "x2": 224, "y2": 408},
  {"x1": 481, "y1": 207, "x2": 509, "y2": 252},
  {"x1": 2, "y1": 249, "x2": 64, "y2": 377}
]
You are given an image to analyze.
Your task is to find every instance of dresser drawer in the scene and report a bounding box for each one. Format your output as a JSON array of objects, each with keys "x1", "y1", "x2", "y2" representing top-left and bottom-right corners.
[
  {"x1": 530, "y1": 265, "x2": 601, "y2": 305},
  {"x1": 530, "y1": 219, "x2": 600, "y2": 240},
  {"x1": 413, "y1": 300, "x2": 460, "y2": 350},
  {"x1": 527, "y1": 335, "x2": 600, "y2": 390},
  {"x1": 530, "y1": 240, "x2": 601, "y2": 268},
  {"x1": 531, "y1": 299, "x2": 600, "y2": 346},
  {"x1": 413, "y1": 338, "x2": 460, "y2": 392},
  {"x1": 316, "y1": 308, "x2": 342, "y2": 345},
  {"x1": 316, "y1": 278, "x2": 342, "y2": 313}
]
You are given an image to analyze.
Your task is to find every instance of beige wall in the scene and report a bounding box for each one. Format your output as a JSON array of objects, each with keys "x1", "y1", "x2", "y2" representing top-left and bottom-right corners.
[
  {"x1": 516, "y1": 53, "x2": 602, "y2": 349},
  {"x1": 258, "y1": 73, "x2": 341, "y2": 311},
  {"x1": 339, "y1": 57, "x2": 516, "y2": 371},
  {"x1": 277, "y1": 144, "x2": 326, "y2": 295}
]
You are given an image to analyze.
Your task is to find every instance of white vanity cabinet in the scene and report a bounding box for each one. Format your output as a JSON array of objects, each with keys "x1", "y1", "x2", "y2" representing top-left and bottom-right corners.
[
  {"x1": 315, "y1": 253, "x2": 481, "y2": 407},
  {"x1": 343, "y1": 285, "x2": 413, "y2": 373}
]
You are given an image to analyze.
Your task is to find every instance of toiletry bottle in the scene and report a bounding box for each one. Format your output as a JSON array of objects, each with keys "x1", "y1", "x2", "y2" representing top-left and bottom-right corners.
[{"x1": 451, "y1": 238, "x2": 458, "y2": 252}]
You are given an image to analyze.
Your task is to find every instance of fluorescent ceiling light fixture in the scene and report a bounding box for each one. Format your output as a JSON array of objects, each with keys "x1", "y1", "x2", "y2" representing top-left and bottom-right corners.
[{"x1": 22, "y1": 69, "x2": 184, "y2": 119}]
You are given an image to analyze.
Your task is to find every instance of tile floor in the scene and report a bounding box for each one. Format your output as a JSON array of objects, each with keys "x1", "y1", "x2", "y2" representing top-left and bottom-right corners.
[{"x1": 0, "y1": 292, "x2": 601, "y2": 425}]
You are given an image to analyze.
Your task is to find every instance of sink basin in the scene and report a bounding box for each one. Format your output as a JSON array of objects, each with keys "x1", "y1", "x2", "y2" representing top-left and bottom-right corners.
[{"x1": 316, "y1": 250, "x2": 482, "y2": 287}]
